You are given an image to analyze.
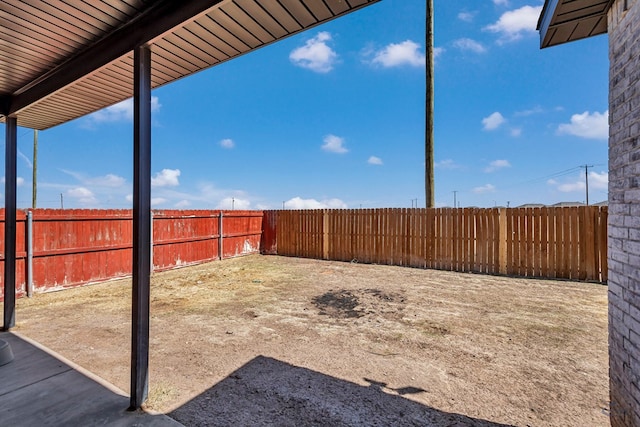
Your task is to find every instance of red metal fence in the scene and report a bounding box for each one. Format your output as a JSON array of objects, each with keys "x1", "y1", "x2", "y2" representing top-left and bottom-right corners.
[
  {"x1": 262, "y1": 207, "x2": 608, "y2": 283},
  {"x1": 0, "y1": 209, "x2": 263, "y2": 300}
]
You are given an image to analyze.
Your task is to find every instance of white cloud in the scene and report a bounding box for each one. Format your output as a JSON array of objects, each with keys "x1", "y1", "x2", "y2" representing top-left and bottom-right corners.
[
  {"x1": 322, "y1": 134, "x2": 348, "y2": 153},
  {"x1": 67, "y1": 187, "x2": 98, "y2": 205},
  {"x1": 368, "y1": 156, "x2": 383, "y2": 165},
  {"x1": 151, "y1": 197, "x2": 168, "y2": 206},
  {"x1": 552, "y1": 171, "x2": 608, "y2": 193},
  {"x1": 371, "y1": 40, "x2": 426, "y2": 68},
  {"x1": 151, "y1": 169, "x2": 180, "y2": 188},
  {"x1": 217, "y1": 197, "x2": 251, "y2": 210},
  {"x1": 89, "y1": 174, "x2": 126, "y2": 187},
  {"x1": 289, "y1": 32, "x2": 337, "y2": 73},
  {"x1": 515, "y1": 106, "x2": 544, "y2": 117},
  {"x1": 590, "y1": 171, "x2": 609, "y2": 189},
  {"x1": 284, "y1": 197, "x2": 347, "y2": 209},
  {"x1": 558, "y1": 182, "x2": 584, "y2": 192},
  {"x1": 458, "y1": 11, "x2": 476, "y2": 22},
  {"x1": 482, "y1": 112, "x2": 506, "y2": 130},
  {"x1": 453, "y1": 38, "x2": 486, "y2": 54},
  {"x1": 473, "y1": 184, "x2": 496, "y2": 194},
  {"x1": 220, "y1": 138, "x2": 235, "y2": 149},
  {"x1": 435, "y1": 159, "x2": 462, "y2": 169},
  {"x1": 87, "y1": 96, "x2": 161, "y2": 123},
  {"x1": 493, "y1": 0, "x2": 509, "y2": 5},
  {"x1": 510, "y1": 128, "x2": 522, "y2": 137},
  {"x1": 61, "y1": 170, "x2": 126, "y2": 188},
  {"x1": 484, "y1": 159, "x2": 511, "y2": 172},
  {"x1": 485, "y1": 5, "x2": 543, "y2": 43},
  {"x1": 557, "y1": 110, "x2": 609, "y2": 140},
  {"x1": 148, "y1": 182, "x2": 254, "y2": 209}
]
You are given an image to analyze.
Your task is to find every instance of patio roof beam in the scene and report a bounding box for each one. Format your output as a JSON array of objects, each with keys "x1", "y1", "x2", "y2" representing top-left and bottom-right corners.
[
  {"x1": 7, "y1": 0, "x2": 224, "y2": 117},
  {"x1": 3, "y1": 116, "x2": 17, "y2": 331},
  {"x1": 130, "y1": 44, "x2": 152, "y2": 410}
]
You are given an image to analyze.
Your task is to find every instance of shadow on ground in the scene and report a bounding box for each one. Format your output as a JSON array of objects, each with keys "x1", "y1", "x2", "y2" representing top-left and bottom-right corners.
[{"x1": 169, "y1": 355, "x2": 513, "y2": 427}]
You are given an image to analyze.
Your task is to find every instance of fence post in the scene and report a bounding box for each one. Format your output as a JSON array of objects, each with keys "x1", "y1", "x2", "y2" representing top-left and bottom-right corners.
[
  {"x1": 499, "y1": 208, "x2": 507, "y2": 275},
  {"x1": 27, "y1": 210, "x2": 33, "y2": 297},
  {"x1": 323, "y1": 209, "x2": 329, "y2": 260},
  {"x1": 150, "y1": 210, "x2": 154, "y2": 273},
  {"x1": 219, "y1": 211, "x2": 224, "y2": 260}
]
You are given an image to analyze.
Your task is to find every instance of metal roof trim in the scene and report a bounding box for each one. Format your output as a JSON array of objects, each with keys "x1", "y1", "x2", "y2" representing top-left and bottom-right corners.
[{"x1": 538, "y1": 0, "x2": 613, "y2": 48}]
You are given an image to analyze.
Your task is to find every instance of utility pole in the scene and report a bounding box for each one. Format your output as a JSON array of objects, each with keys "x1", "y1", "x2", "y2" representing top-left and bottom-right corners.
[
  {"x1": 32, "y1": 130, "x2": 38, "y2": 208},
  {"x1": 60, "y1": 193, "x2": 64, "y2": 209},
  {"x1": 582, "y1": 164, "x2": 594, "y2": 205},
  {"x1": 425, "y1": 0, "x2": 435, "y2": 208},
  {"x1": 452, "y1": 191, "x2": 457, "y2": 208}
]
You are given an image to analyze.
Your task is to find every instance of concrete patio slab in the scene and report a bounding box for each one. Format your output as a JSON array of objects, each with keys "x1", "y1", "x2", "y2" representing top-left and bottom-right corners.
[{"x1": 0, "y1": 332, "x2": 182, "y2": 427}]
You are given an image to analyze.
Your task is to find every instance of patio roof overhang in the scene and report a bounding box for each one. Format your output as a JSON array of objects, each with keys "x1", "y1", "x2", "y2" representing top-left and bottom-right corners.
[
  {"x1": 0, "y1": 0, "x2": 381, "y2": 410},
  {"x1": 537, "y1": 0, "x2": 613, "y2": 48},
  {"x1": 0, "y1": 0, "x2": 379, "y2": 130}
]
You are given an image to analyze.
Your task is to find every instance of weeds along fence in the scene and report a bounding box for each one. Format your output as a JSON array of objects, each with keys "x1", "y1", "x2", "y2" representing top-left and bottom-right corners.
[
  {"x1": 0, "y1": 209, "x2": 263, "y2": 300},
  {"x1": 262, "y1": 207, "x2": 608, "y2": 283}
]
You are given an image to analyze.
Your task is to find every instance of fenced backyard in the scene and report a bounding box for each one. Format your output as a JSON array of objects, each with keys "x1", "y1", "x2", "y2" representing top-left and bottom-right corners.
[
  {"x1": 0, "y1": 206, "x2": 611, "y2": 425},
  {"x1": 0, "y1": 206, "x2": 608, "y2": 301}
]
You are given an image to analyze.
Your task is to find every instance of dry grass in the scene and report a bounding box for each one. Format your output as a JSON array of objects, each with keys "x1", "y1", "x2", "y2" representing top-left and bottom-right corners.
[{"x1": 8, "y1": 255, "x2": 609, "y2": 426}]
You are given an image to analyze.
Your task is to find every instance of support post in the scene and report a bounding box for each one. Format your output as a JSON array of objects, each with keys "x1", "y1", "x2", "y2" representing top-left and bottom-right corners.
[
  {"x1": 3, "y1": 117, "x2": 17, "y2": 330},
  {"x1": 27, "y1": 210, "x2": 33, "y2": 297},
  {"x1": 130, "y1": 44, "x2": 152, "y2": 410}
]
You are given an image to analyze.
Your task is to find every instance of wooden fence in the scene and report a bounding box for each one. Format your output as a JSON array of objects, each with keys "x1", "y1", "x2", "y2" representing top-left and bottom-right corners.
[
  {"x1": 0, "y1": 209, "x2": 263, "y2": 300},
  {"x1": 262, "y1": 207, "x2": 608, "y2": 283}
]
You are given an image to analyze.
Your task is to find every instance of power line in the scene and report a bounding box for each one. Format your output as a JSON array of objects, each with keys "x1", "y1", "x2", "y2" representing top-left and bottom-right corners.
[
  {"x1": 498, "y1": 164, "x2": 606, "y2": 191},
  {"x1": 507, "y1": 166, "x2": 583, "y2": 188}
]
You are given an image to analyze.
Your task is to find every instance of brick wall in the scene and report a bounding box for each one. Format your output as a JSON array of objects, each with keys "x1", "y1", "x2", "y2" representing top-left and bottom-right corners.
[{"x1": 608, "y1": 0, "x2": 640, "y2": 425}]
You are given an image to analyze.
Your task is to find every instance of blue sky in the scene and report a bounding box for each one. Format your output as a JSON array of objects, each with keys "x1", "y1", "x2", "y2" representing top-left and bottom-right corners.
[{"x1": 3, "y1": 0, "x2": 609, "y2": 209}]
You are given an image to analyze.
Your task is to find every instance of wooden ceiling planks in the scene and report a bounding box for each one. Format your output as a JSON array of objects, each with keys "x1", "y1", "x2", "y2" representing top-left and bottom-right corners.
[{"x1": 0, "y1": 0, "x2": 380, "y2": 130}]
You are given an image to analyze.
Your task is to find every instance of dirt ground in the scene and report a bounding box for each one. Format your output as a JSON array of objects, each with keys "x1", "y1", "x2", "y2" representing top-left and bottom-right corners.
[{"x1": 8, "y1": 255, "x2": 609, "y2": 426}]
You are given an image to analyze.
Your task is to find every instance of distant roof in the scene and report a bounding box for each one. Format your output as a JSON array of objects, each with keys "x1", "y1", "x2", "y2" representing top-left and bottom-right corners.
[
  {"x1": 551, "y1": 201, "x2": 585, "y2": 207},
  {"x1": 538, "y1": 0, "x2": 613, "y2": 48},
  {"x1": 517, "y1": 203, "x2": 546, "y2": 208},
  {"x1": 0, "y1": 0, "x2": 379, "y2": 130}
]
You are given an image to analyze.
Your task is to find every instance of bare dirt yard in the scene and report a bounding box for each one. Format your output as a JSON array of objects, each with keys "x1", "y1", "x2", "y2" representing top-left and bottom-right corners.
[{"x1": 9, "y1": 255, "x2": 608, "y2": 426}]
